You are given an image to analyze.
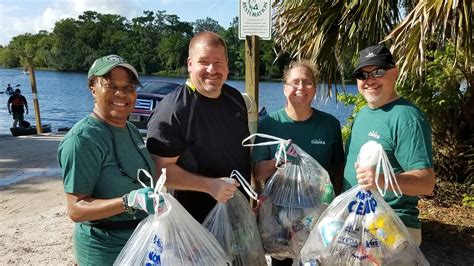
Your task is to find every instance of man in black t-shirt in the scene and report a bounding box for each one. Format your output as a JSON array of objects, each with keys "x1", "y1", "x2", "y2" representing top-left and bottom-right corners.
[
  {"x1": 146, "y1": 31, "x2": 251, "y2": 223},
  {"x1": 7, "y1": 89, "x2": 28, "y2": 128}
]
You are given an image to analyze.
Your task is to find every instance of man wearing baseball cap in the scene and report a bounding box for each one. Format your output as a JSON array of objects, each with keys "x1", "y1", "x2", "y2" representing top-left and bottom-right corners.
[
  {"x1": 343, "y1": 45, "x2": 435, "y2": 245},
  {"x1": 58, "y1": 54, "x2": 159, "y2": 264}
]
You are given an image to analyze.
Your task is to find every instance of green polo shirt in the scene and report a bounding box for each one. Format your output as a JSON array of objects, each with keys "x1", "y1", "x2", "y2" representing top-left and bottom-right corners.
[
  {"x1": 58, "y1": 116, "x2": 156, "y2": 265},
  {"x1": 343, "y1": 98, "x2": 433, "y2": 228}
]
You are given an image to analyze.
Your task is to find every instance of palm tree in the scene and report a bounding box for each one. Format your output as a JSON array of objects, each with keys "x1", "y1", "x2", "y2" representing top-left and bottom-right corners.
[
  {"x1": 272, "y1": 0, "x2": 402, "y2": 96},
  {"x1": 273, "y1": 0, "x2": 471, "y2": 85},
  {"x1": 386, "y1": 0, "x2": 472, "y2": 86},
  {"x1": 385, "y1": 0, "x2": 473, "y2": 183}
]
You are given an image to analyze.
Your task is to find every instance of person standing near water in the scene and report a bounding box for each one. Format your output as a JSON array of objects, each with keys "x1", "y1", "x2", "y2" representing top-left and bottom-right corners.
[
  {"x1": 252, "y1": 60, "x2": 345, "y2": 265},
  {"x1": 58, "y1": 55, "x2": 159, "y2": 265},
  {"x1": 146, "y1": 31, "x2": 251, "y2": 223},
  {"x1": 7, "y1": 88, "x2": 28, "y2": 128}
]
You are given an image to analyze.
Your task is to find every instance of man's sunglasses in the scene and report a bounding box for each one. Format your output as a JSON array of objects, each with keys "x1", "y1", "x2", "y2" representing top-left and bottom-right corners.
[{"x1": 355, "y1": 68, "x2": 389, "y2": 80}]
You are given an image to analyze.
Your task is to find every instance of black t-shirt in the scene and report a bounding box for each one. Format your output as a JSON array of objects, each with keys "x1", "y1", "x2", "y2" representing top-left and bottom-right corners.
[
  {"x1": 146, "y1": 82, "x2": 251, "y2": 223},
  {"x1": 8, "y1": 94, "x2": 27, "y2": 113}
]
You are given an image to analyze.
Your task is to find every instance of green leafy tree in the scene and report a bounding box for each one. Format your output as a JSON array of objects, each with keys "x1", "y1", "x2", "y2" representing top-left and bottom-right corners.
[
  {"x1": 220, "y1": 17, "x2": 244, "y2": 77},
  {"x1": 397, "y1": 44, "x2": 473, "y2": 184},
  {"x1": 73, "y1": 12, "x2": 129, "y2": 71},
  {"x1": 259, "y1": 40, "x2": 290, "y2": 80},
  {"x1": 157, "y1": 33, "x2": 190, "y2": 74},
  {"x1": 34, "y1": 30, "x2": 55, "y2": 68},
  {"x1": 51, "y1": 18, "x2": 80, "y2": 70},
  {"x1": 193, "y1": 17, "x2": 223, "y2": 33},
  {"x1": 0, "y1": 47, "x2": 19, "y2": 67},
  {"x1": 126, "y1": 11, "x2": 161, "y2": 74}
]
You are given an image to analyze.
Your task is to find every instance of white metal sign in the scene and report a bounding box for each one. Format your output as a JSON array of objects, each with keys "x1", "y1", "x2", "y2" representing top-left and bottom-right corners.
[{"x1": 238, "y1": 0, "x2": 272, "y2": 40}]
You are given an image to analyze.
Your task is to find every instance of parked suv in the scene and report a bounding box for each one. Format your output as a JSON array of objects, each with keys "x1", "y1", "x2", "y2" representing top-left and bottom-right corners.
[{"x1": 128, "y1": 80, "x2": 180, "y2": 134}]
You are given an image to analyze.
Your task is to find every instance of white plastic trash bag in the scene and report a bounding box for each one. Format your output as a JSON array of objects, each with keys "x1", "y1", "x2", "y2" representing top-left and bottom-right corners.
[
  {"x1": 297, "y1": 140, "x2": 429, "y2": 265},
  {"x1": 203, "y1": 170, "x2": 267, "y2": 266},
  {"x1": 114, "y1": 169, "x2": 231, "y2": 266},
  {"x1": 243, "y1": 134, "x2": 335, "y2": 260}
]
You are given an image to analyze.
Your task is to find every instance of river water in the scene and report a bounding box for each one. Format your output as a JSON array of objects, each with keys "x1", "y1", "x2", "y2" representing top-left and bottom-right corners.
[{"x1": 0, "y1": 68, "x2": 356, "y2": 136}]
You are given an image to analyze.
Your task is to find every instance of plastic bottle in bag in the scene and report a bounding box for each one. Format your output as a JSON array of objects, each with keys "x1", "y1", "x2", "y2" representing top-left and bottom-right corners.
[{"x1": 366, "y1": 214, "x2": 409, "y2": 253}]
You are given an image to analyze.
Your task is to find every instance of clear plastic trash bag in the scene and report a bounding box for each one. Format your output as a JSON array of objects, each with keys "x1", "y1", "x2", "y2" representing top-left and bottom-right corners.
[
  {"x1": 243, "y1": 134, "x2": 335, "y2": 260},
  {"x1": 296, "y1": 140, "x2": 429, "y2": 266},
  {"x1": 202, "y1": 170, "x2": 267, "y2": 266},
  {"x1": 114, "y1": 169, "x2": 231, "y2": 266}
]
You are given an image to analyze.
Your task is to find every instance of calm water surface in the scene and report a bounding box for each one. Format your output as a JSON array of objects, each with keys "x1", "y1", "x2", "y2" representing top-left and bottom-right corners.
[{"x1": 0, "y1": 68, "x2": 356, "y2": 136}]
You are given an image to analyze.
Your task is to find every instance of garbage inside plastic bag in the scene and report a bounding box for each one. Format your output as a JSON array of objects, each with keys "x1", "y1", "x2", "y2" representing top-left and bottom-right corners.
[
  {"x1": 296, "y1": 140, "x2": 429, "y2": 266},
  {"x1": 203, "y1": 170, "x2": 267, "y2": 266},
  {"x1": 114, "y1": 169, "x2": 232, "y2": 266},
  {"x1": 243, "y1": 134, "x2": 335, "y2": 260}
]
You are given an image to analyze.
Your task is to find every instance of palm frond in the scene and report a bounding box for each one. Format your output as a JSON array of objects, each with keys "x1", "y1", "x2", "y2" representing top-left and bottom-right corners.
[
  {"x1": 272, "y1": 0, "x2": 400, "y2": 97},
  {"x1": 385, "y1": 0, "x2": 472, "y2": 84}
]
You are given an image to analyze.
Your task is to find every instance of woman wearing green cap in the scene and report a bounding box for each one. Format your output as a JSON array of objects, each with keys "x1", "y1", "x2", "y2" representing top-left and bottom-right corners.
[{"x1": 57, "y1": 55, "x2": 158, "y2": 265}]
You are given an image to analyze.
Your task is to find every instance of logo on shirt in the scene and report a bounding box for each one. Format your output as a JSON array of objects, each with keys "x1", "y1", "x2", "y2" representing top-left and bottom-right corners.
[
  {"x1": 137, "y1": 143, "x2": 146, "y2": 150},
  {"x1": 311, "y1": 139, "x2": 326, "y2": 145},
  {"x1": 368, "y1": 131, "x2": 380, "y2": 139}
]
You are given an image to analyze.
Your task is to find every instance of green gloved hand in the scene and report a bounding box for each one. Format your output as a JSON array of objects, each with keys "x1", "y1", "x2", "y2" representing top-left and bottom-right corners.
[
  {"x1": 274, "y1": 141, "x2": 298, "y2": 166},
  {"x1": 127, "y1": 187, "x2": 157, "y2": 214}
]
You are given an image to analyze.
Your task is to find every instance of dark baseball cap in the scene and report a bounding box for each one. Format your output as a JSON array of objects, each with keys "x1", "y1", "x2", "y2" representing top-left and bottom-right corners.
[
  {"x1": 88, "y1": 54, "x2": 138, "y2": 79},
  {"x1": 354, "y1": 45, "x2": 395, "y2": 74}
]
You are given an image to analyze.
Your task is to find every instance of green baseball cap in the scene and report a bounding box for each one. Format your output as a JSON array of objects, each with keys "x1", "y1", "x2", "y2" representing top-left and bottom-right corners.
[{"x1": 88, "y1": 54, "x2": 138, "y2": 79}]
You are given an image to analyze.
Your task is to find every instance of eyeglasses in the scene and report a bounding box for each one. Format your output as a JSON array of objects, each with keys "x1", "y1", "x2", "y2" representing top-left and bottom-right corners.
[
  {"x1": 285, "y1": 80, "x2": 314, "y2": 88},
  {"x1": 102, "y1": 82, "x2": 137, "y2": 93},
  {"x1": 355, "y1": 68, "x2": 389, "y2": 80}
]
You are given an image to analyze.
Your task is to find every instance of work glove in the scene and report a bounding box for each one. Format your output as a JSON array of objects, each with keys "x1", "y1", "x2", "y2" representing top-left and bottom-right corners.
[
  {"x1": 274, "y1": 141, "x2": 298, "y2": 166},
  {"x1": 127, "y1": 187, "x2": 160, "y2": 215}
]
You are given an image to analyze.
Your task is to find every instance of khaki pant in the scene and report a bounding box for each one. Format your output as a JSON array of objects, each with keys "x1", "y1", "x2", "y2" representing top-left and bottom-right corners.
[{"x1": 407, "y1": 227, "x2": 422, "y2": 246}]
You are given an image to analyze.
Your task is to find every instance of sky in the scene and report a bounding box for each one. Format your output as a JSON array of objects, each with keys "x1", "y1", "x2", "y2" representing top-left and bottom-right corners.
[{"x1": 0, "y1": 0, "x2": 238, "y2": 46}]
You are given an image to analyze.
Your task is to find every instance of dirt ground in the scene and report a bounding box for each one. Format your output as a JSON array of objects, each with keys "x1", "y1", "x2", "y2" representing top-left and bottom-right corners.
[
  {"x1": 418, "y1": 198, "x2": 474, "y2": 265},
  {"x1": 0, "y1": 176, "x2": 75, "y2": 264},
  {"x1": 0, "y1": 134, "x2": 472, "y2": 265}
]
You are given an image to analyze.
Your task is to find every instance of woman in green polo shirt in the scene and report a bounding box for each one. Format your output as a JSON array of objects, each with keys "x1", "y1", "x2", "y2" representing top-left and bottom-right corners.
[
  {"x1": 252, "y1": 60, "x2": 345, "y2": 265},
  {"x1": 57, "y1": 55, "x2": 158, "y2": 265}
]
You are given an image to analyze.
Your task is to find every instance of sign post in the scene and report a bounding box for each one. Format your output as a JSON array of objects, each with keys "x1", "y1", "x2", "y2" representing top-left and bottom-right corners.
[
  {"x1": 239, "y1": 0, "x2": 271, "y2": 199},
  {"x1": 238, "y1": 0, "x2": 272, "y2": 135},
  {"x1": 27, "y1": 57, "x2": 43, "y2": 134}
]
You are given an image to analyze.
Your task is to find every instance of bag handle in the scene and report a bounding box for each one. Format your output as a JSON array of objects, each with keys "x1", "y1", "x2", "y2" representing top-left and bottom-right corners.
[
  {"x1": 242, "y1": 133, "x2": 292, "y2": 168},
  {"x1": 137, "y1": 168, "x2": 172, "y2": 215},
  {"x1": 374, "y1": 146, "x2": 402, "y2": 197},
  {"x1": 242, "y1": 133, "x2": 290, "y2": 147},
  {"x1": 137, "y1": 168, "x2": 153, "y2": 189},
  {"x1": 358, "y1": 141, "x2": 402, "y2": 197},
  {"x1": 229, "y1": 169, "x2": 258, "y2": 200}
]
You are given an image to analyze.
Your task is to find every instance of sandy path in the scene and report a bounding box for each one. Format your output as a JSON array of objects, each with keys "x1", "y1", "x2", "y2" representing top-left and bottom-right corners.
[{"x1": 0, "y1": 176, "x2": 75, "y2": 264}]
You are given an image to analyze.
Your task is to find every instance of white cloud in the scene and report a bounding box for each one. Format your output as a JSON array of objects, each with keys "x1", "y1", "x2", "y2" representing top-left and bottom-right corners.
[
  {"x1": 0, "y1": 0, "x2": 141, "y2": 46},
  {"x1": 0, "y1": 0, "x2": 234, "y2": 46},
  {"x1": 72, "y1": 0, "x2": 141, "y2": 17}
]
